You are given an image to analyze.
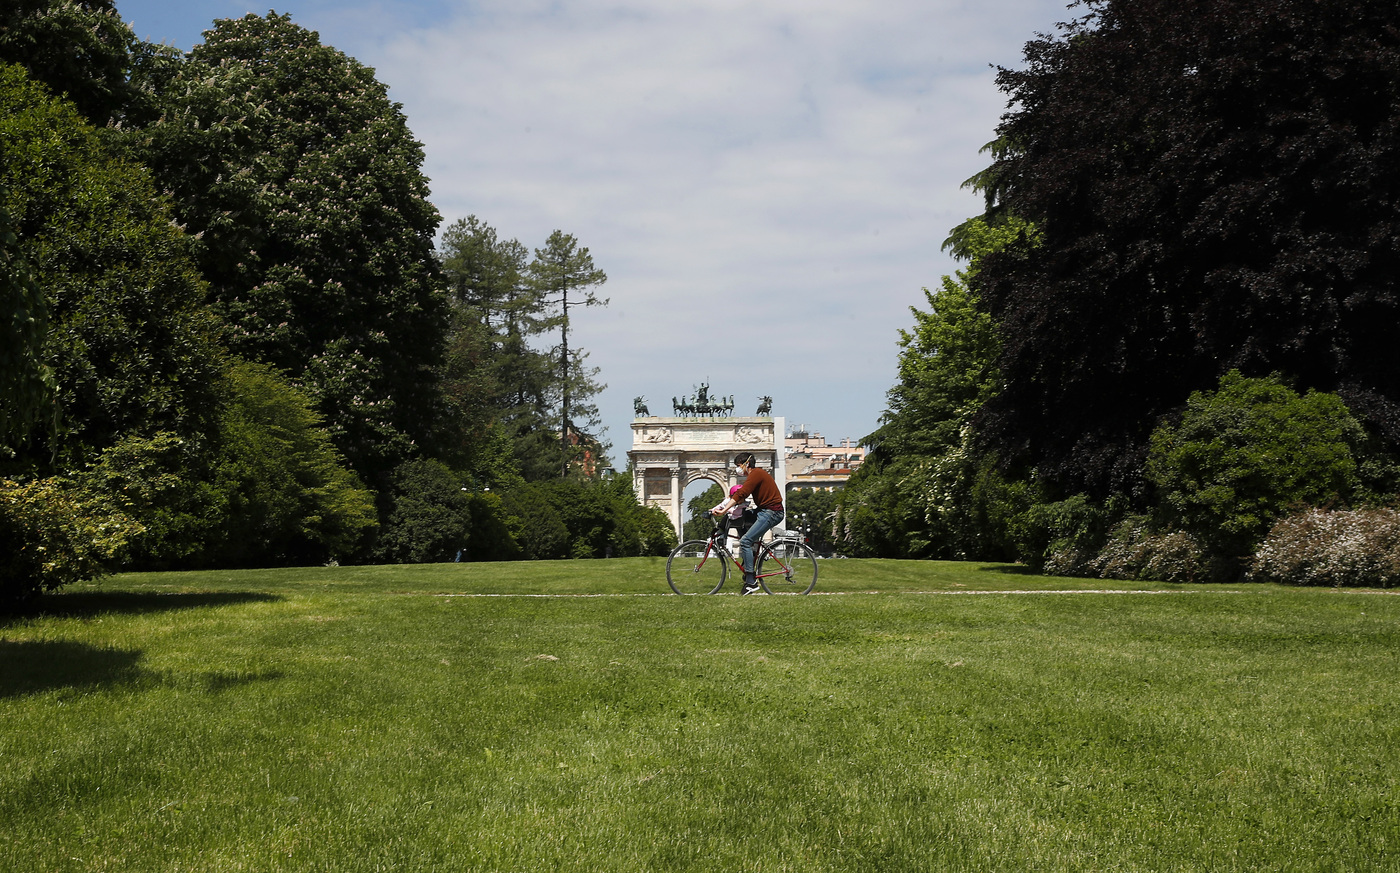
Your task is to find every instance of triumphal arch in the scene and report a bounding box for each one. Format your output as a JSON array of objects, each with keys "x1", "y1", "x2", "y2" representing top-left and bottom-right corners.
[{"x1": 628, "y1": 387, "x2": 786, "y2": 539}]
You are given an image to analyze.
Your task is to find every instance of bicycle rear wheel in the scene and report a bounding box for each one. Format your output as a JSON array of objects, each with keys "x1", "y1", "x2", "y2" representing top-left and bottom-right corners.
[
  {"x1": 666, "y1": 540, "x2": 727, "y2": 595},
  {"x1": 755, "y1": 539, "x2": 818, "y2": 594}
]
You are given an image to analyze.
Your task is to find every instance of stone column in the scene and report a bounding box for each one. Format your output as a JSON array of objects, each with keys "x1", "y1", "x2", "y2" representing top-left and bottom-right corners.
[
  {"x1": 670, "y1": 468, "x2": 681, "y2": 539},
  {"x1": 773, "y1": 416, "x2": 787, "y2": 496}
]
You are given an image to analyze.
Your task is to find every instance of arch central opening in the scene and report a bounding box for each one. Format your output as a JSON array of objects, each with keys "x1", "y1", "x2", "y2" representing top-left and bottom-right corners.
[{"x1": 681, "y1": 474, "x2": 727, "y2": 542}]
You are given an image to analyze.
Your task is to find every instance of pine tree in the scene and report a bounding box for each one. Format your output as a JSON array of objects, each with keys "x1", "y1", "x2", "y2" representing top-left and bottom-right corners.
[{"x1": 526, "y1": 231, "x2": 608, "y2": 477}]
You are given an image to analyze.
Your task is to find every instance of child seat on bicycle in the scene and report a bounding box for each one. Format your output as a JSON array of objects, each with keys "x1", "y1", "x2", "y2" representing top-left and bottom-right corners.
[
  {"x1": 712, "y1": 485, "x2": 756, "y2": 535},
  {"x1": 712, "y1": 485, "x2": 756, "y2": 555}
]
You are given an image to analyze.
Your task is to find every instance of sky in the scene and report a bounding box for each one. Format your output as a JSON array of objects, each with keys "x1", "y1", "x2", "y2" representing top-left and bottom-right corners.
[{"x1": 116, "y1": 0, "x2": 1076, "y2": 466}]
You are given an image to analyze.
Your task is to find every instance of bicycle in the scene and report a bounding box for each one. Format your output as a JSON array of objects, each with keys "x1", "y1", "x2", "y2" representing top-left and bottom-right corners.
[{"x1": 666, "y1": 516, "x2": 818, "y2": 595}]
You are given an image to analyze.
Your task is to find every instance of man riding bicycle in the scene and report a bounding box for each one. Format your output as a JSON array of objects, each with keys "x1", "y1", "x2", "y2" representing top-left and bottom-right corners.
[{"x1": 710, "y1": 451, "x2": 785, "y2": 595}]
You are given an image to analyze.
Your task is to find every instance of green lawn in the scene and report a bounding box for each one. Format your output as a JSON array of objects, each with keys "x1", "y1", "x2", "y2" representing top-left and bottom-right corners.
[{"x1": 2, "y1": 559, "x2": 1397, "y2": 871}]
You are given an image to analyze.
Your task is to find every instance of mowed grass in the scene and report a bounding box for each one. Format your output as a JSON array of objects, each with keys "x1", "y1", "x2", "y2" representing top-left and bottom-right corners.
[{"x1": 2, "y1": 559, "x2": 1398, "y2": 871}]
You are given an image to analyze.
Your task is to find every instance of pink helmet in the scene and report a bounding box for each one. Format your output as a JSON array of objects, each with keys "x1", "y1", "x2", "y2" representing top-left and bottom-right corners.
[{"x1": 729, "y1": 485, "x2": 743, "y2": 497}]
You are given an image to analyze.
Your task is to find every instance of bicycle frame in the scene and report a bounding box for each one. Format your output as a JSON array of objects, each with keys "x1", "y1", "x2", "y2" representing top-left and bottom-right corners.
[
  {"x1": 667, "y1": 518, "x2": 817, "y2": 595},
  {"x1": 702, "y1": 520, "x2": 799, "y2": 584}
]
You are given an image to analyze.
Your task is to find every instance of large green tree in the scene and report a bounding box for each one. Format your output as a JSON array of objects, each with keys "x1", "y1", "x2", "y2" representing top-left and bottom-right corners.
[
  {"x1": 836, "y1": 217, "x2": 1018, "y2": 559},
  {"x1": 119, "y1": 13, "x2": 449, "y2": 481},
  {"x1": 973, "y1": 0, "x2": 1400, "y2": 497},
  {"x1": 0, "y1": 205, "x2": 54, "y2": 451},
  {"x1": 0, "y1": 62, "x2": 226, "y2": 587},
  {"x1": 0, "y1": 0, "x2": 135, "y2": 125},
  {"x1": 438, "y1": 216, "x2": 555, "y2": 481},
  {"x1": 0, "y1": 62, "x2": 224, "y2": 466},
  {"x1": 209, "y1": 361, "x2": 378, "y2": 566}
]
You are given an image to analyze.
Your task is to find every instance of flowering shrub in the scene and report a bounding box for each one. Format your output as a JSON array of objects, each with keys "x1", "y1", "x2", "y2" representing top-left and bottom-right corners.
[
  {"x1": 0, "y1": 477, "x2": 142, "y2": 605},
  {"x1": 1092, "y1": 519, "x2": 1213, "y2": 584},
  {"x1": 1249, "y1": 509, "x2": 1400, "y2": 588},
  {"x1": 1041, "y1": 544, "x2": 1098, "y2": 578}
]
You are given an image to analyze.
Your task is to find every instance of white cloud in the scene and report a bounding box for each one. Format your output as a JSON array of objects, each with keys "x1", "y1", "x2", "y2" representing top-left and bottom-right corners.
[
  {"x1": 122, "y1": 0, "x2": 1075, "y2": 456},
  {"x1": 357, "y1": 1, "x2": 1076, "y2": 456}
]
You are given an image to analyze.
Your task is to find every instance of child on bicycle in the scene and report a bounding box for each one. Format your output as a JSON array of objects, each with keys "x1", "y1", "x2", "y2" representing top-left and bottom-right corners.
[{"x1": 712, "y1": 485, "x2": 756, "y2": 557}]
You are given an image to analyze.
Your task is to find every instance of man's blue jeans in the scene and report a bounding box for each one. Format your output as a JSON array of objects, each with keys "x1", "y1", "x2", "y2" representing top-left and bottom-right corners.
[{"x1": 739, "y1": 508, "x2": 785, "y2": 576}]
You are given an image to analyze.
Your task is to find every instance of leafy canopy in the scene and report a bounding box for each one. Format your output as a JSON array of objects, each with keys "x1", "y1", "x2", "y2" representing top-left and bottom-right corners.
[
  {"x1": 211, "y1": 361, "x2": 378, "y2": 567},
  {"x1": 119, "y1": 13, "x2": 449, "y2": 480},
  {"x1": 0, "y1": 62, "x2": 223, "y2": 467},
  {"x1": 836, "y1": 216, "x2": 1018, "y2": 559},
  {"x1": 974, "y1": 0, "x2": 1400, "y2": 496},
  {"x1": 0, "y1": 205, "x2": 55, "y2": 452},
  {"x1": 0, "y1": 0, "x2": 135, "y2": 125}
]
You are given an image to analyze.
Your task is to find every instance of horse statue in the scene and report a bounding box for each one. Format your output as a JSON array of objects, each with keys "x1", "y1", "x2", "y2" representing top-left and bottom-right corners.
[
  {"x1": 633, "y1": 396, "x2": 649, "y2": 417},
  {"x1": 756, "y1": 396, "x2": 772, "y2": 416},
  {"x1": 669, "y1": 384, "x2": 737, "y2": 416}
]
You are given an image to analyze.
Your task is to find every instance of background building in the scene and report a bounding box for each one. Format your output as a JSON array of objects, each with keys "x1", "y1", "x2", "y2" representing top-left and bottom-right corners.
[{"x1": 784, "y1": 426, "x2": 866, "y2": 491}]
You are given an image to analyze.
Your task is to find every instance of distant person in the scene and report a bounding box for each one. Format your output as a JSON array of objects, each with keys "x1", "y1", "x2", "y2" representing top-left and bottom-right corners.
[{"x1": 710, "y1": 452, "x2": 785, "y2": 595}]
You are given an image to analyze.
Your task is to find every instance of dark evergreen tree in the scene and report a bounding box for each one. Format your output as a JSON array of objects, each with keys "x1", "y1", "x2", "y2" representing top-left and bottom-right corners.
[
  {"x1": 973, "y1": 0, "x2": 1400, "y2": 497},
  {"x1": 440, "y1": 215, "x2": 539, "y2": 337},
  {"x1": 438, "y1": 216, "x2": 555, "y2": 480}
]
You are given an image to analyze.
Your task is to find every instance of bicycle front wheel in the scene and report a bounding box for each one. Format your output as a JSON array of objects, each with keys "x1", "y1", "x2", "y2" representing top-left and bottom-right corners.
[
  {"x1": 756, "y1": 540, "x2": 818, "y2": 595},
  {"x1": 667, "y1": 540, "x2": 728, "y2": 595}
]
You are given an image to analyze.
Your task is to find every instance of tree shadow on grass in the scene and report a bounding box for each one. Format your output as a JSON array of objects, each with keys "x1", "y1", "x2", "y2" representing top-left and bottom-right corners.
[
  {"x1": 0, "y1": 639, "x2": 287, "y2": 698},
  {"x1": 4, "y1": 590, "x2": 281, "y2": 625},
  {"x1": 0, "y1": 639, "x2": 145, "y2": 698},
  {"x1": 0, "y1": 592, "x2": 284, "y2": 697},
  {"x1": 975, "y1": 564, "x2": 1038, "y2": 576}
]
